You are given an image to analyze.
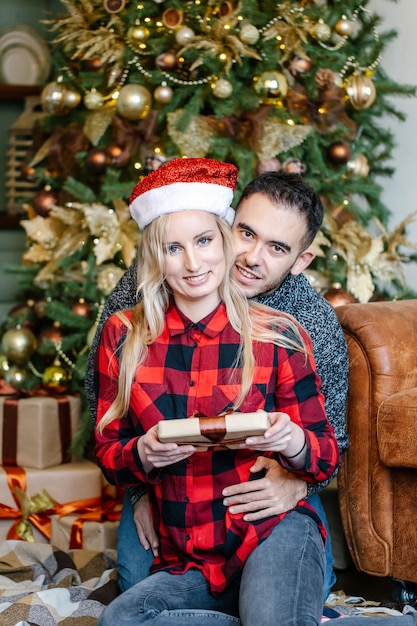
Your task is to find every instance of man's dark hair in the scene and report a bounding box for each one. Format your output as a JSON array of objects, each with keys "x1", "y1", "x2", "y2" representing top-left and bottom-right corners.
[{"x1": 236, "y1": 171, "x2": 324, "y2": 250}]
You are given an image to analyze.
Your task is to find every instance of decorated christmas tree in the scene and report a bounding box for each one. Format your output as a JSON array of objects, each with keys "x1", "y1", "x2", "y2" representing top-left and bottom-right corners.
[{"x1": 1, "y1": 0, "x2": 416, "y2": 455}]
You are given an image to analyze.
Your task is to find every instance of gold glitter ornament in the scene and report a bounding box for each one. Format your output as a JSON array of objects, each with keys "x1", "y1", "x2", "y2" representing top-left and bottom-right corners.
[
  {"x1": 335, "y1": 15, "x2": 354, "y2": 37},
  {"x1": 84, "y1": 88, "x2": 105, "y2": 110},
  {"x1": 239, "y1": 22, "x2": 260, "y2": 45},
  {"x1": 116, "y1": 84, "x2": 152, "y2": 120},
  {"x1": 2, "y1": 327, "x2": 37, "y2": 365},
  {"x1": 41, "y1": 81, "x2": 71, "y2": 115},
  {"x1": 345, "y1": 74, "x2": 376, "y2": 110},
  {"x1": 311, "y1": 19, "x2": 331, "y2": 42},
  {"x1": 212, "y1": 78, "x2": 233, "y2": 99},
  {"x1": 347, "y1": 154, "x2": 370, "y2": 177},
  {"x1": 5, "y1": 365, "x2": 30, "y2": 390},
  {"x1": 175, "y1": 26, "x2": 195, "y2": 46}
]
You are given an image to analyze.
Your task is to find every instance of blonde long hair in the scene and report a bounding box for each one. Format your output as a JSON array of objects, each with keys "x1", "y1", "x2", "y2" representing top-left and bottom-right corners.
[{"x1": 97, "y1": 214, "x2": 309, "y2": 432}]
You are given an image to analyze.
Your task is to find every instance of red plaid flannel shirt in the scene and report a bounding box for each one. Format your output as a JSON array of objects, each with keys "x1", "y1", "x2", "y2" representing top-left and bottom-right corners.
[{"x1": 95, "y1": 301, "x2": 339, "y2": 593}]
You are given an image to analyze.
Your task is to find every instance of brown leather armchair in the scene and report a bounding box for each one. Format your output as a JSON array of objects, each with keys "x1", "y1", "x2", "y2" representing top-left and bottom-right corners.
[{"x1": 335, "y1": 299, "x2": 417, "y2": 592}]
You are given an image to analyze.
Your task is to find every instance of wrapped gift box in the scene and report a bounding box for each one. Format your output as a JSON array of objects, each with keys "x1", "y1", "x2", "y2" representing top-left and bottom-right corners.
[
  {"x1": 158, "y1": 411, "x2": 271, "y2": 449},
  {"x1": 0, "y1": 460, "x2": 102, "y2": 542},
  {"x1": 51, "y1": 515, "x2": 119, "y2": 551},
  {"x1": 0, "y1": 395, "x2": 81, "y2": 469}
]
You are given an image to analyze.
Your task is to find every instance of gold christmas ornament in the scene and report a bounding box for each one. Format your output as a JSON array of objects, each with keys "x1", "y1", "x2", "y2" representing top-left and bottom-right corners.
[
  {"x1": 5, "y1": 364, "x2": 30, "y2": 390},
  {"x1": 239, "y1": 22, "x2": 260, "y2": 45},
  {"x1": 41, "y1": 81, "x2": 71, "y2": 116},
  {"x1": 42, "y1": 363, "x2": 72, "y2": 393},
  {"x1": 84, "y1": 88, "x2": 105, "y2": 110},
  {"x1": 212, "y1": 78, "x2": 233, "y2": 99},
  {"x1": 346, "y1": 74, "x2": 376, "y2": 110},
  {"x1": 175, "y1": 26, "x2": 195, "y2": 46},
  {"x1": 2, "y1": 327, "x2": 37, "y2": 365},
  {"x1": 154, "y1": 83, "x2": 174, "y2": 104},
  {"x1": 311, "y1": 19, "x2": 331, "y2": 42},
  {"x1": 127, "y1": 24, "x2": 151, "y2": 46},
  {"x1": 335, "y1": 15, "x2": 354, "y2": 37},
  {"x1": 62, "y1": 87, "x2": 81, "y2": 110},
  {"x1": 255, "y1": 71, "x2": 288, "y2": 99},
  {"x1": 0, "y1": 353, "x2": 10, "y2": 378},
  {"x1": 347, "y1": 154, "x2": 370, "y2": 177},
  {"x1": 116, "y1": 84, "x2": 152, "y2": 120}
]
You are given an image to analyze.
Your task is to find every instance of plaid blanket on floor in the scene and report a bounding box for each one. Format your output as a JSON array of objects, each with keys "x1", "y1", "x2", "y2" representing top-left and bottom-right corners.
[{"x1": 0, "y1": 540, "x2": 119, "y2": 625}]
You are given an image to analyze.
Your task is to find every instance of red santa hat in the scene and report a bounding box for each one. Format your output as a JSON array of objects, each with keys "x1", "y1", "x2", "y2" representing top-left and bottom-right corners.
[{"x1": 129, "y1": 157, "x2": 238, "y2": 230}]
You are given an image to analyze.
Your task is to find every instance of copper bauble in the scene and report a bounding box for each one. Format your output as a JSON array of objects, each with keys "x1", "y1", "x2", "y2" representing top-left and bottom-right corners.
[
  {"x1": 107, "y1": 142, "x2": 124, "y2": 162},
  {"x1": 346, "y1": 74, "x2": 376, "y2": 110},
  {"x1": 2, "y1": 327, "x2": 37, "y2": 365},
  {"x1": 324, "y1": 285, "x2": 357, "y2": 308},
  {"x1": 21, "y1": 165, "x2": 36, "y2": 181},
  {"x1": 42, "y1": 364, "x2": 72, "y2": 393},
  {"x1": 33, "y1": 189, "x2": 59, "y2": 217},
  {"x1": 156, "y1": 51, "x2": 177, "y2": 71},
  {"x1": 34, "y1": 299, "x2": 49, "y2": 319},
  {"x1": 154, "y1": 83, "x2": 174, "y2": 104},
  {"x1": 257, "y1": 158, "x2": 282, "y2": 175},
  {"x1": 289, "y1": 55, "x2": 313, "y2": 76},
  {"x1": 327, "y1": 141, "x2": 352, "y2": 166},
  {"x1": 38, "y1": 325, "x2": 65, "y2": 357},
  {"x1": 282, "y1": 158, "x2": 307, "y2": 175},
  {"x1": 4, "y1": 365, "x2": 30, "y2": 390},
  {"x1": 71, "y1": 299, "x2": 91, "y2": 318},
  {"x1": 86, "y1": 148, "x2": 109, "y2": 175},
  {"x1": 116, "y1": 84, "x2": 152, "y2": 120}
]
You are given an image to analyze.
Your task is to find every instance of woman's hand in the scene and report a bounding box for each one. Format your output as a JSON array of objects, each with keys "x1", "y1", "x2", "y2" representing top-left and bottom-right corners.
[
  {"x1": 241, "y1": 411, "x2": 306, "y2": 467},
  {"x1": 138, "y1": 424, "x2": 196, "y2": 472}
]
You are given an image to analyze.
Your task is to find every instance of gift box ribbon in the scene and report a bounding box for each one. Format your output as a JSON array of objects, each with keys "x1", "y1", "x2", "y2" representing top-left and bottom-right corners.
[
  {"x1": 1, "y1": 396, "x2": 73, "y2": 466},
  {"x1": 0, "y1": 466, "x2": 102, "y2": 542}
]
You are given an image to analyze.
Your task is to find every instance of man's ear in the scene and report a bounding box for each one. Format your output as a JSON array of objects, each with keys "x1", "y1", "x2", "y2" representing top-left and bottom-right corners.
[{"x1": 290, "y1": 248, "x2": 315, "y2": 276}]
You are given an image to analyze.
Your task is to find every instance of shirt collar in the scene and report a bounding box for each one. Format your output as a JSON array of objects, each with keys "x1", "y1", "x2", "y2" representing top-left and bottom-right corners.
[{"x1": 166, "y1": 299, "x2": 229, "y2": 338}]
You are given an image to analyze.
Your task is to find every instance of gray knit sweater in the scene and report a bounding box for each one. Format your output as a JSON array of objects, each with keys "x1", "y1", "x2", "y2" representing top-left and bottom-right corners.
[{"x1": 85, "y1": 262, "x2": 348, "y2": 499}]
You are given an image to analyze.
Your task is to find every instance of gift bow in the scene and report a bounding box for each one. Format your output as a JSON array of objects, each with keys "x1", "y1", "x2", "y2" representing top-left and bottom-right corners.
[{"x1": 0, "y1": 466, "x2": 103, "y2": 542}]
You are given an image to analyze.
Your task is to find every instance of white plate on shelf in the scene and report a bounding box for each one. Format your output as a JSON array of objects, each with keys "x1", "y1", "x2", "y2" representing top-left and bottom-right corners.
[{"x1": 0, "y1": 24, "x2": 51, "y2": 86}]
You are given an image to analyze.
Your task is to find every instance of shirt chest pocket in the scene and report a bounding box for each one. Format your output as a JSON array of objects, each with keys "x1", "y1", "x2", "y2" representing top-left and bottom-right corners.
[{"x1": 210, "y1": 384, "x2": 267, "y2": 416}]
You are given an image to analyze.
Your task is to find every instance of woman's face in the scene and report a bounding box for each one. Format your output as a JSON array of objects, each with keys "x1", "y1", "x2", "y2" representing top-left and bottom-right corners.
[{"x1": 163, "y1": 210, "x2": 226, "y2": 318}]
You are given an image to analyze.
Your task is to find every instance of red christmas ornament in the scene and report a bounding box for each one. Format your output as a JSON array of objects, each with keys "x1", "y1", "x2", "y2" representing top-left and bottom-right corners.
[{"x1": 33, "y1": 189, "x2": 60, "y2": 217}]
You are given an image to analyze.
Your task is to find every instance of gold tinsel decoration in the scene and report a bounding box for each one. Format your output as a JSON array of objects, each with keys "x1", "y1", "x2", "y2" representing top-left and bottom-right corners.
[
  {"x1": 261, "y1": 2, "x2": 311, "y2": 64},
  {"x1": 167, "y1": 110, "x2": 216, "y2": 157},
  {"x1": 256, "y1": 120, "x2": 312, "y2": 162}
]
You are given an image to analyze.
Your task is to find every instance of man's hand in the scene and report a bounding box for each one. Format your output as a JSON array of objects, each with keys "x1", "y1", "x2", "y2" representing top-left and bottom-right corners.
[
  {"x1": 133, "y1": 494, "x2": 159, "y2": 557},
  {"x1": 222, "y1": 456, "x2": 307, "y2": 521}
]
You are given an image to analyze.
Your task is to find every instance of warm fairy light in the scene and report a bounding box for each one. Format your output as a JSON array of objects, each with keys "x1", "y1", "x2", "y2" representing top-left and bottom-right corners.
[
  {"x1": 343, "y1": 199, "x2": 349, "y2": 206},
  {"x1": 219, "y1": 53, "x2": 227, "y2": 61},
  {"x1": 287, "y1": 119, "x2": 295, "y2": 126},
  {"x1": 134, "y1": 162, "x2": 142, "y2": 170}
]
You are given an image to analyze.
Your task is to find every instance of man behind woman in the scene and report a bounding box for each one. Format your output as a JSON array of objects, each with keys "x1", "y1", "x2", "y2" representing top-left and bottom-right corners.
[{"x1": 94, "y1": 158, "x2": 340, "y2": 624}]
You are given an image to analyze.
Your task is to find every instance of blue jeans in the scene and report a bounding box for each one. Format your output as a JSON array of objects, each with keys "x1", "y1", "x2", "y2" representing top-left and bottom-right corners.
[
  {"x1": 117, "y1": 491, "x2": 336, "y2": 601},
  {"x1": 99, "y1": 510, "x2": 325, "y2": 626}
]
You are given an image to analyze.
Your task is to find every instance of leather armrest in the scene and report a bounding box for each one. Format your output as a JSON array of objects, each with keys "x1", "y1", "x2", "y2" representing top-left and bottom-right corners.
[{"x1": 378, "y1": 387, "x2": 417, "y2": 468}]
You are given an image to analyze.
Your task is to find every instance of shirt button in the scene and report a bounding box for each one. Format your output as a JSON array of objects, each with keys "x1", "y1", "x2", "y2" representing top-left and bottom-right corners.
[
  {"x1": 189, "y1": 380, "x2": 195, "y2": 386},
  {"x1": 184, "y1": 459, "x2": 189, "y2": 465},
  {"x1": 185, "y1": 534, "x2": 191, "y2": 541},
  {"x1": 184, "y1": 497, "x2": 189, "y2": 503}
]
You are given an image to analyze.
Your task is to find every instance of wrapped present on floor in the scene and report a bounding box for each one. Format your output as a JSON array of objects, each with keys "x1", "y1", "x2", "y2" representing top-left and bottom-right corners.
[
  {"x1": 51, "y1": 515, "x2": 119, "y2": 551},
  {"x1": 0, "y1": 460, "x2": 102, "y2": 543},
  {"x1": 158, "y1": 411, "x2": 271, "y2": 450},
  {"x1": 0, "y1": 395, "x2": 81, "y2": 469}
]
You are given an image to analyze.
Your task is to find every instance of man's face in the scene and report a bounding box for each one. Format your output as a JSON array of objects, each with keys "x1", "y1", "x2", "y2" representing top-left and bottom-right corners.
[{"x1": 231, "y1": 192, "x2": 315, "y2": 298}]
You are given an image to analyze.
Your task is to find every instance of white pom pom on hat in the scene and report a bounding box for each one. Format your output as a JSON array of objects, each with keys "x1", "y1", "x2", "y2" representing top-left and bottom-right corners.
[{"x1": 129, "y1": 157, "x2": 238, "y2": 230}]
